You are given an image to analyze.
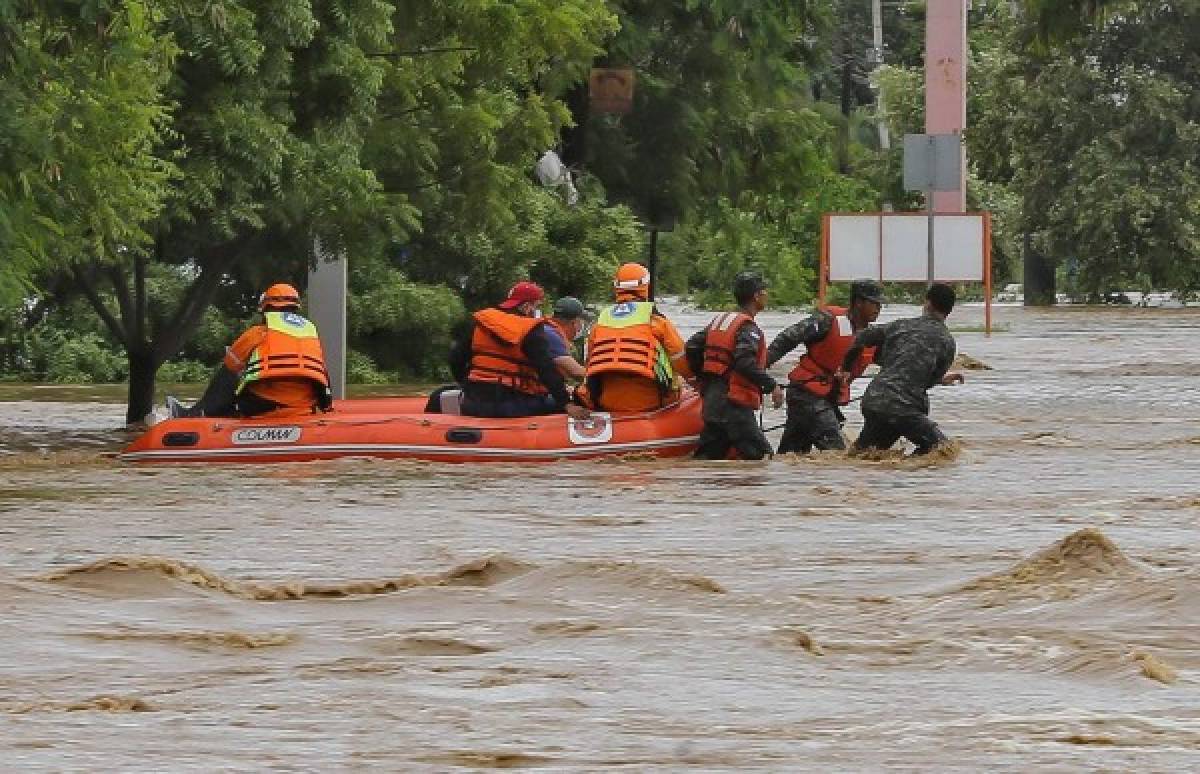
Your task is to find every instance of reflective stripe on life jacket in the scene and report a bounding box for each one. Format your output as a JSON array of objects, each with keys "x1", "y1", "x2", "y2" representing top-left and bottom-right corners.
[
  {"x1": 786, "y1": 306, "x2": 874, "y2": 405},
  {"x1": 702, "y1": 311, "x2": 767, "y2": 409},
  {"x1": 585, "y1": 302, "x2": 675, "y2": 391},
  {"x1": 237, "y1": 312, "x2": 331, "y2": 394},
  {"x1": 466, "y1": 308, "x2": 549, "y2": 396}
]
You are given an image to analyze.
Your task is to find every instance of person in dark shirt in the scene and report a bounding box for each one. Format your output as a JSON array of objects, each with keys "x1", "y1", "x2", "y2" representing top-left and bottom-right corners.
[
  {"x1": 838, "y1": 283, "x2": 963, "y2": 455},
  {"x1": 685, "y1": 271, "x2": 784, "y2": 460},
  {"x1": 543, "y1": 296, "x2": 589, "y2": 381}
]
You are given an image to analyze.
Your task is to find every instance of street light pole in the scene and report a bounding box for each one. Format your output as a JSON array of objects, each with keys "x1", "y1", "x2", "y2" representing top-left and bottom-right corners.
[{"x1": 872, "y1": 0, "x2": 890, "y2": 152}]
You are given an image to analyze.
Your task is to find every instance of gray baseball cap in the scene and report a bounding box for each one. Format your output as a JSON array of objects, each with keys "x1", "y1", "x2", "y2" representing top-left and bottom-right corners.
[{"x1": 553, "y1": 296, "x2": 595, "y2": 321}]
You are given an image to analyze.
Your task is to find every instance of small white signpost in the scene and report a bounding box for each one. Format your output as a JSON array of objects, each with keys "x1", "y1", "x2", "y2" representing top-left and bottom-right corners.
[{"x1": 903, "y1": 132, "x2": 963, "y2": 288}]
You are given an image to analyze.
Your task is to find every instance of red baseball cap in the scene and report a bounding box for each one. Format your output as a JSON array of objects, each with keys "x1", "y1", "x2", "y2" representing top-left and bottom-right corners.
[{"x1": 498, "y1": 281, "x2": 545, "y2": 309}]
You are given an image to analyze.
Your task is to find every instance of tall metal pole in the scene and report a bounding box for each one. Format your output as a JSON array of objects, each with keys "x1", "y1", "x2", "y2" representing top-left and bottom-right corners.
[{"x1": 309, "y1": 238, "x2": 348, "y2": 400}]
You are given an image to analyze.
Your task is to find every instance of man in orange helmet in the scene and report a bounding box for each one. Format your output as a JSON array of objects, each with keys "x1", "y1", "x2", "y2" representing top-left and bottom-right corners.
[
  {"x1": 167, "y1": 283, "x2": 333, "y2": 418},
  {"x1": 577, "y1": 262, "x2": 692, "y2": 412}
]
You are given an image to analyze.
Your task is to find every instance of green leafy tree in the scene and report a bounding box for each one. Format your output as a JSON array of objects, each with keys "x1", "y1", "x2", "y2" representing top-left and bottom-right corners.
[
  {"x1": 578, "y1": 1, "x2": 824, "y2": 222},
  {"x1": 0, "y1": 0, "x2": 175, "y2": 305},
  {"x1": 1014, "y1": 0, "x2": 1126, "y2": 303},
  {"x1": 1010, "y1": 1, "x2": 1200, "y2": 296},
  {"x1": 573, "y1": 0, "x2": 890, "y2": 306},
  {"x1": 61, "y1": 0, "x2": 396, "y2": 423},
  {"x1": 366, "y1": 0, "x2": 622, "y2": 308}
]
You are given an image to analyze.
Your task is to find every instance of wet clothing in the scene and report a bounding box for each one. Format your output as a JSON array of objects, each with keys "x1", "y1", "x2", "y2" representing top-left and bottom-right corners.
[
  {"x1": 777, "y1": 390, "x2": 847, "y2": 453},
  {"x1": 855, "y1": 409, "x2": 949, "y2": 455},
  {"x1": 449, "y1": 309, "x2": 570, "y2": 418},
  {"x1": 185, "y1": 312, "x2": 333, "y2": 419},
  {"x1": 844, "y1": 312, "x2": 957, "y2": 453},
  {"x1": 581, "y1": 302, "x2": 691, "y2": 413},
  {"x1": 767, "y1": 311, "x2": 837, "y2": 376},
  {"x1": 767, "y1": 308, "x2": 872, "y2": 453},
  {"x1": 693, "y1": 379, "x2": 775, "y2": 460},
  {"x1": 686, "y1": 312, "x2": 776, "y2": 460}
]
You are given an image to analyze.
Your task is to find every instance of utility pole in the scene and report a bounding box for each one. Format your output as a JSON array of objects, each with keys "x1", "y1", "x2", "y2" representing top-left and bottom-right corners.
[
  {"x1": 925, "y1": 0, "x2": 967, "y2": 213},
  {"x1": 871, "y1": 0, "x2": 890, "y2": 152},
  {"x1": 870, "y1": 0, "x2": 892, "y2": 211}
]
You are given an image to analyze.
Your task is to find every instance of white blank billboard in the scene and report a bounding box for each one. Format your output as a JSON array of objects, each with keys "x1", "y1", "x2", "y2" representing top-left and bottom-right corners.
[{"x1": 827, "y1": 214, "x2": 986, "y2": 282}]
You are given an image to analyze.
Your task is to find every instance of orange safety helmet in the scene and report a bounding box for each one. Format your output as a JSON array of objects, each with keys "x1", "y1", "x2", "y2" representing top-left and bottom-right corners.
[
  {"x1": 259, "y1": 283, "x2": 301, "y2": 311},
  {"x1": 613, "y1": 262, "x2": 651, "y2": 299}
]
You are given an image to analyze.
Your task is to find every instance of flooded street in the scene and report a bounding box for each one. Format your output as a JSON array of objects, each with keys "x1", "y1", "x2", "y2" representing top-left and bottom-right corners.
[{"x1": 2, "y1": 304, "x2": 1199, "y2": 770}]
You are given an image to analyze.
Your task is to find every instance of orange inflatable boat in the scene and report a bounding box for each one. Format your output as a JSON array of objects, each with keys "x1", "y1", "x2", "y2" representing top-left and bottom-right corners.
[{"x1": 121, "y1": 390, "x2": 703, "y2": 464}]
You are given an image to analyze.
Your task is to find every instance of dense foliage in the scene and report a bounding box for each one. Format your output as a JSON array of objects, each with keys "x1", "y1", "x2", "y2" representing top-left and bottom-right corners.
[{"x1": 2, "y1": 0, "x2": 1196, "y2": 419}]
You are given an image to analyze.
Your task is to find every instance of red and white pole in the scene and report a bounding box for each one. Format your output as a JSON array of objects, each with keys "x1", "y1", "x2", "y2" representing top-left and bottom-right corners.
[{"x1": 925, "y1": 0, "x2": 968, "y2": 214}]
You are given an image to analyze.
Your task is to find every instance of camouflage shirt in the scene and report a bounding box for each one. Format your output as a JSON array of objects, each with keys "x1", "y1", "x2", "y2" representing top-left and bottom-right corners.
[
  {"x1": 765, "y1": 311, "x2": 835, "y2": 368},
  {"x1": 844, "y1": 313, "x2": 956, "y2": 416}
]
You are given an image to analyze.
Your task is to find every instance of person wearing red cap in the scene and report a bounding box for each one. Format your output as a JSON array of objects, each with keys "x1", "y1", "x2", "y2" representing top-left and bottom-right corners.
[
  {"x1": 449, "y1": 282, "x2": 589, "y2": 418},
  {"x1": 167, "y1": 283, "x2": 333, "y2": 418}
]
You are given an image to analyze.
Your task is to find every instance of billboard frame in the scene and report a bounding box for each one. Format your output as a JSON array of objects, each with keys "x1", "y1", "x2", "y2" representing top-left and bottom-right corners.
[{"x1": 818, "y1": 211, "x2": 993, "y2": 334}]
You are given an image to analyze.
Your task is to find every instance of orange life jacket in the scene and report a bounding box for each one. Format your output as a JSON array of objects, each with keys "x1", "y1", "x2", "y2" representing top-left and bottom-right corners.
[
  {"x1": 786, "y1": 306, "x2": 874, "y2": 405},
  {"x1": 702, "y1": 311, "x2": 766, "y2": 409},
  {"x1": 585, "y1": 302, "x2": 670, "y2": 384},
  {"x1": 237, "y1": 312, "x2": 330, "y2": 394},
  {"x1": 467, "y1": 308, "x2": 549, "y2": 396}
]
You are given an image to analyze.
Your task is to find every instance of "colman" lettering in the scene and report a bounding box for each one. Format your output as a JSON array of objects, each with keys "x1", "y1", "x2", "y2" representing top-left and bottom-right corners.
[{"x1": 231, "y1": 427, "x2": 303, "y2": 445}]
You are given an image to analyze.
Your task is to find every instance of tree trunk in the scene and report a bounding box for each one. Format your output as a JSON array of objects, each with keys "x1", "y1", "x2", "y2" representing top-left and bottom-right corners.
[
  {"x1": 126, "y1": 347, "x2": 158, "y2": 425},
  {"x1": 1022, "y1": 229, "x2": 1056, "y2": 306}
]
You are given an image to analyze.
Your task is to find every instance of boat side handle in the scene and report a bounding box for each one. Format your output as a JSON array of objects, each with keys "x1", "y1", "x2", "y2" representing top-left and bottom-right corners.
[
  {"x1": 445, "y1": 428, "x2": 484, "y2": 444},
  {"x1": 162, "y1": 431, "x2": 200, "y2": 447}
]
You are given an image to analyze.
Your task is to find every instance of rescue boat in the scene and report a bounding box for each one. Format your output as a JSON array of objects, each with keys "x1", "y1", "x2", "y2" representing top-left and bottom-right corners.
[{"x1": 120, "y1": 389, "x2": 703, "y2": 464}]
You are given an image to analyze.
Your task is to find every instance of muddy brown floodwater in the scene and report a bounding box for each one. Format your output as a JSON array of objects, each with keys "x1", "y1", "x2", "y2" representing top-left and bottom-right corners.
[{"x1": 2, "y1": 304, "x2": 1199, "y2": 770}]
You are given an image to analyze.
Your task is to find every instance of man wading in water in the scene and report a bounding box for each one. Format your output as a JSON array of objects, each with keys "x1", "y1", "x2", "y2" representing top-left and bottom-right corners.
[
  {"x1": 839, "y1": 282, "x2": 963, "y2": 455},
  {"x1": 766, "y1": 279, "x2": 883, "y2": 454},
  {"x1": 686, "y1": 271, "x2": 785, "y2": 460}
]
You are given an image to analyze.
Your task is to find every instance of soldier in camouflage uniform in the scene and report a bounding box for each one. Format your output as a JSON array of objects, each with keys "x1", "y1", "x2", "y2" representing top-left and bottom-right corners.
[
  {"x1": 766, "y1": 279, "x2": 884, "y2": 453},
  {"x1": 838, "y1": 283, "x2": 964, "y2": 455},
  {"x1": 685, "y1": 272, "x2": 785, "y2": 460}
]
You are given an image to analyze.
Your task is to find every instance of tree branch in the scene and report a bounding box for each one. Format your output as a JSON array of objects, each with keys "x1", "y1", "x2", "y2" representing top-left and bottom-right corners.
[
  {"x1": 107, "y1": 263, "x2": 136, "y2": 344},
  {"x1": 378, "y1": 104, "x2": 433, "y2": 120},
  {"x1": 368, "y1": 46, "x2": 478, "y2": 59},
  {"x1": 72, "y1": 263, "x2": 129, "y2": 347},
  {"x1": 152, "y1": 248, "x2": 239, "y2": 363}
]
